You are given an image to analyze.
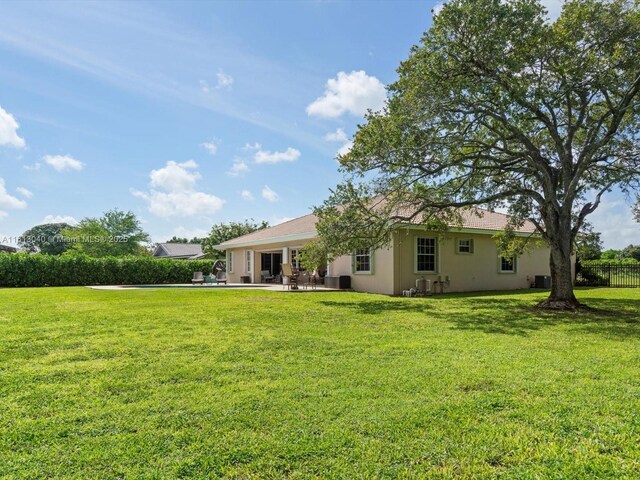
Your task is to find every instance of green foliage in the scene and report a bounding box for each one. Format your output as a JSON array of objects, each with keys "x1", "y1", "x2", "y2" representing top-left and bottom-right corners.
[
  {"x1": 576, "y1": 230, "x2": 603, "y2": 261},
  {"x1": 62, "y1": 209, "x2": 150, "y2": 257},
  {"x1": 316, "y1": 0, "x2": 640, "y2": 304},
  {"x1": 1, "y1": 287, "x2": 639, "y2": 477},
  {"x1": 18, "y1": 223, "x2": 73, "y2": 255},
  {"x1": 583, "y1": 258, "x2": 639, "y2": 265},
  {"x1": 165, "y1": 236, "x2": 205, "y2": 244},
  {"x1": 297, "y1": 239, "x2": 329, "y2": 273},
  {"x1": 621, "y1": 244, "x2": 640, "y2": 261},
  {"x1": 601, "y1": 249, "x2": 623, "y2": 260},
  {"x1": 0, "y1": 253, "x2": 215, "y2": 287},
  {"x1": 202, "y1": 219, "x2": 269, "y2": 258}
]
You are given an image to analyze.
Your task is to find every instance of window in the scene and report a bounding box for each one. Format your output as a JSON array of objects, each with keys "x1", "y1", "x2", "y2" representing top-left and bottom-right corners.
[
  {"x1": 290, "y1": 249, "x2": 300, "y2": 270},
  {"x1": 457, "y1": 239, "x2": 473, "y2": 254},
  {"x1": 353, "y1": 249, "x2": 372, "y2": 273},
  {"x1": 227, "y1": 252, "x2": 233, "y2": 273},
  {"x1": 416, "y1": 237, "x2": 437, "y2": 272},
  {"x1": 246, "y1": 250, "x2": 252, "y2": 273},
  {"x1": 499, "y1": 255, "x2": 516, "y2": 273}
]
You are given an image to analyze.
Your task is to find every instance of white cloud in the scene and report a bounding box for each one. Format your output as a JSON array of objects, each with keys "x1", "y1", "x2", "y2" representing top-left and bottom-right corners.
[
  {"x1": 150, "y1": 160, "x2": 200, "y2": 192},
  {"x1": 241, "y1": 190, "x2": 254, "y2": 201},
  {"x1": 324, "y1": 128, "x2": 348, "y2": 143},
  {"x1": 16, "y1": 187, "x2": 33, "y2": 199},
  {"x1": 306, "y1": 70, "x2": 386, "y2": 119},
  {"x1": 242, "y1": 142, "x2": 262, "y2": 151},
  {"x1": 43, "y1": 154, "x2": 84, "y2": 172},
  {"x1": 200, "y1": 140, "x2": 219, "y2": 156},
  {"x1": 325, "y1": 128, "x2": 353, "y2": 157},
  {"x1": 171, "y1": 226, "x2": 209, "y2": 240},
  {"x1": 228, "y1": 160, "x2": 250, "y2": 176},
  {"x1": 42, "y1": 215, "x2": 78, "y2": 225},
  {"x1": 0, "y1": 105, "x2": 26, "y2": 148},
  {"x1": 0, "y1": 178, "x2": 27, "y2": 210},
  {"x1": 337, "y1": 140, "x2": 354, "y2": 157},
  {"x1": 199, "y1": 80, "x2": 210, "y2": 93},
  {"x1": 587, "y1": 196, "x2": 639, "y2": 250},
  {"x1": 254, "y1": 147, "x2": 301, "y2": 164},
  {"x1": 133, "y1": 160, "x2": 224, "y2": 217},
  {"x1": 24, "y1": 163, "x2": 41, "y2": 171},
  {"x1": 261, "y1": 185, "x2": 279, "y2": 203},
  {"x1": 0, "y1": 211, "x2": 7, "y2": 220},
  {"x1": 432, "y1": 2, "x2": 445, "y2": 15},
  {"x1": 216, "y1": 70, "x2": 234, "y2": 89}
]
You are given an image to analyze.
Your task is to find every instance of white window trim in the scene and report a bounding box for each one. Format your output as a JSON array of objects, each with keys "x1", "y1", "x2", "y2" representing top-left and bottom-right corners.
[
  {"x1": 246, "y1": 250, "x2": 252, "y2": 273},
  {"x1": 414, "y1": 237, "x2": 438, "y2": 274},
  {"x1": 498, "y1": 255, "x2": 517, "y2": 274},
  {"x1": 227, "y1": 251, "x2": 234, "y2": 273},
  {"x1": 353, "y1": 248, "x2": 373, "y2": 275},
  {"x1": 457, "y1": 238, "x2": 473, "y2": 255}
]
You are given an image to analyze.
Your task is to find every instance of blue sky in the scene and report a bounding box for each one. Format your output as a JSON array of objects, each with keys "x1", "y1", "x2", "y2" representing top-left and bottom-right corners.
[{"x1": 0, "y1": 0, "x2": 637, "y2": 249}]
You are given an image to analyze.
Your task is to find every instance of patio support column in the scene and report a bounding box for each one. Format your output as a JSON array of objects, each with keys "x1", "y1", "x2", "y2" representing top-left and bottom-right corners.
[
  {"x1": 249, "y1": 250, "x2": 255, "y2": 283},
  {"x1": 282, "y1": 247, "x2": 289, "y2": 285}
]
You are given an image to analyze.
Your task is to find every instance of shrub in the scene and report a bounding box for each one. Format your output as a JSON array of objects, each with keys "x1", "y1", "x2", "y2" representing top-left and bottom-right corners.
[{"x1": 0, "y1": 254, "x2": 216, "y2": 287}]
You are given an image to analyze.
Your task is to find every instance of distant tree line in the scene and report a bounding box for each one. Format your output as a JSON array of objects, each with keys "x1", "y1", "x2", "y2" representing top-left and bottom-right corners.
[{"x1": 18, "y1": 209, "x2": 269, "y2": 260}]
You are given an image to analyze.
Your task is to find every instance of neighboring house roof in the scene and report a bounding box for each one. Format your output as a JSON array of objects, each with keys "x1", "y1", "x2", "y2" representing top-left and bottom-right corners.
[
  {"x1": 218, "y1": 207, "x2": 537, "y2": 249},
  {"x1": 153, "y1": 243, "x2": 206, "y2": 259},
  {"x1": 0, "y1": 244, "x2": 17, "y2": 253}
]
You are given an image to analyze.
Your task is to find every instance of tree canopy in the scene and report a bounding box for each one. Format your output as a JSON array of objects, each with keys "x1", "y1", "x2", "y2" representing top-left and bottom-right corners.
[
  {"x1": 165, "y1": 236, "x2": 205, "y2": 244},
  {"x1": 202, "y1": 220, "x2": 269, "y2": 258},
  {"x1": 62, "y1": 209, "x2": 150, "y2": 257},
  {"x1": 316, "y1": 0, "x2": 640, "y2": 309},
  {"x1": 18, "y1": 223, "x2": 73, "y2": 255}
]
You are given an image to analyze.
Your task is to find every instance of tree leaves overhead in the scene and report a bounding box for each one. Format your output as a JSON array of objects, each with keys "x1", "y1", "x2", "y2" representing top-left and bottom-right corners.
[{"x1": 317, "y1": 0, "x2": 640, "y2": 307}]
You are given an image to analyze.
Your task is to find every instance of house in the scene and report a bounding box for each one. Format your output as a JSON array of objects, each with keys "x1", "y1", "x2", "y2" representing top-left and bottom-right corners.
[
  {"x1": 216, "y1": 208, "x2": 554, "y2": 295},
  {"x1": 0, "y1": 245, "x2": 17, "y2": 254},
  {"x1": 152, "y1": 243, "x2": 206, "y2": 260}
]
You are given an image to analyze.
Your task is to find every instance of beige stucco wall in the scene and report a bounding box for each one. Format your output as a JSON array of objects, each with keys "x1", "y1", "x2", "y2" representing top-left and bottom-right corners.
[
  {"x1": 329, "y1": 246, "x2": 395, "y2": 295},
  {"x1": 224, "y1": 229, "x2": 556, "y2": 295},
  {"x1": 391, "y1": 229, "x2": 551, "y2": 295}
]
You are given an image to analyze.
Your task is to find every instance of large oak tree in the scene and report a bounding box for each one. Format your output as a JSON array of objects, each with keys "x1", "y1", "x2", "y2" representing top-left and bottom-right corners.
[{"x1": 316, "y1": 0, "x2": 640, "y2": 309}]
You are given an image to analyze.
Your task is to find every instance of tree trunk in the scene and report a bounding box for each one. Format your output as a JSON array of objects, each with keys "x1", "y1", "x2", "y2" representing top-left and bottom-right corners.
[{"x1": 537, "y1": 223, "x2": 581, "y2": 310}]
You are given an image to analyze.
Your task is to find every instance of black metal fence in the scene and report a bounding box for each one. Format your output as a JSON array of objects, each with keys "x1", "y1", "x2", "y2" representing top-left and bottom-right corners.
[{"x1": 576, "y1": 263, "x2": 640, "y2": 288}]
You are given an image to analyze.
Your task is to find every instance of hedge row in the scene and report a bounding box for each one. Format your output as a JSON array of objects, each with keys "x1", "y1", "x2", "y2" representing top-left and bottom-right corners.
[
  {"x1": 582, "y1": 259, "x2": 639, "y2": 266},
  {"x1": 0, "y1": 254, "x2": 217, "y2": 287}
]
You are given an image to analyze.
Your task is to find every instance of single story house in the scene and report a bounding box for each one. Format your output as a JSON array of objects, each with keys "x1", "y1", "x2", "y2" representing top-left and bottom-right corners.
[
  {"x1": 152, "y1": 243, "x2": 206, "y2": 260},
  {"x1": 0, "y1": 245, "x2": 17, "y2": 254},
  {"x1": 216, "y1": 208, "x2": 555, "y2": 295}
]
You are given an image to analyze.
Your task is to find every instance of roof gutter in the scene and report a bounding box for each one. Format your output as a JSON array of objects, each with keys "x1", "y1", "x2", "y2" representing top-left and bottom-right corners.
[{"x1": 214, "y1": 232, "x2": 318, "y2": 250}]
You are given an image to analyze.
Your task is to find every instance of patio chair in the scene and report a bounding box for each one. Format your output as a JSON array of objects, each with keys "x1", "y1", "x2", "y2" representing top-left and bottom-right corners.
[
  {"x1": 260, "y1": 270, "x2": 275, "y2": 283},
  {"x1": 216, "y1": 271, "x2": 228, "y2": 285},
  {"x1": 281, "y1": 263, "x2": 298, "y2": 290},
  {"x1": 191, "y1": 272, "x2": 204, "y2": 285},
  {"x1": 301, "y1": 271, "x2": 317, "y2": 290}
]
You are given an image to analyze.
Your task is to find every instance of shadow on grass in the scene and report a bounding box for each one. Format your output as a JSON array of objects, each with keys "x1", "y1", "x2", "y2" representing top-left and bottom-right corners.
[{"x1": 320, "y1": 291, "x2": 640, "y2": 338}]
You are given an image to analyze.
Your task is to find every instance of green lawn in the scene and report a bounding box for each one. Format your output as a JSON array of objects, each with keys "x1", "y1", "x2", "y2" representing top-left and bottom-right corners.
[{"x1": 1, "y1": 287, "x2": 639, "y2": 479}]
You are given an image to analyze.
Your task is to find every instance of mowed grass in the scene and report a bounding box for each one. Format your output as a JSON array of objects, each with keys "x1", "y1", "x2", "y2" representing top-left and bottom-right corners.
[{"x1": 1, "y1": 287, "x2": 639, "y2": 479}]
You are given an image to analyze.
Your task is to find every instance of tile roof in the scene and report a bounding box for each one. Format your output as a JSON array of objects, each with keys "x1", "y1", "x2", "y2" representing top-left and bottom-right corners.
[
  {"x1": 218, "y1": 207, "x2": 536, "y2": 248},
  {"x1": 155, "y1": 243, "x2": 205, "y2": 258},
  {"x1": 217, "y1": 213, "x2": 318, "y2": 248}
]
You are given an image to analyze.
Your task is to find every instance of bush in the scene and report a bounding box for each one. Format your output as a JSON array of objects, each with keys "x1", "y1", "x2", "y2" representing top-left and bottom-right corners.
[
  {"x1": 583, "y1": 259, "x2": 639, "y2": 266},
  {"x1": 0, "y1": 254, "x2": 216, "y2": 287}
]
